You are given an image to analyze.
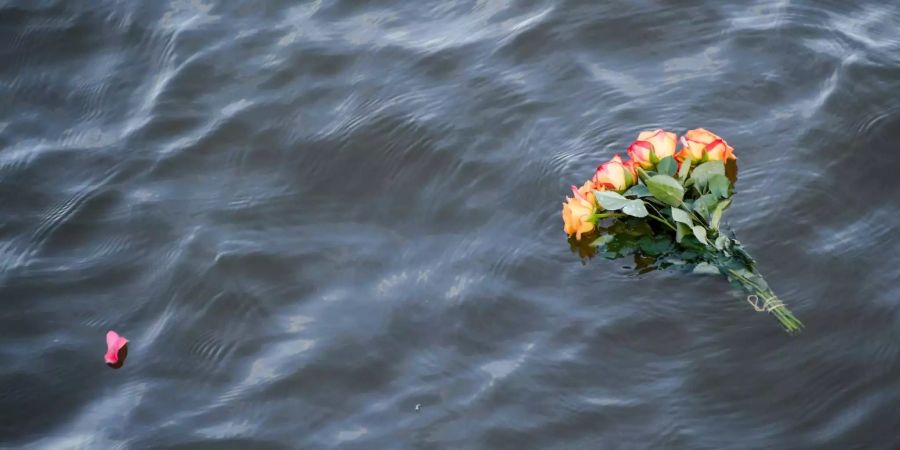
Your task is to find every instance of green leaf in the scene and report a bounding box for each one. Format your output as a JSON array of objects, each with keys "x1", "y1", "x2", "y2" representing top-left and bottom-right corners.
[
  {"x1": 708, "y1": 174, "x2": 731, "y2": 199},
  {"x1": 677, "y1": 157, "x2": 692, "y2": 181},
  {"x1": 645, "y1": 175, "x2": 685, "y2": 207},
  {"x1": 657, "y1": 156, "x2": 678, "y2": 177},
  {"x1": 692, "y1": 225, "x2": 708, "y2": 245},
  {"x1": 593, "y1": 191, "x2": 628, "y2": 210},
  {"x1": 710, "y1": 198, "x2": 732, "y2": 229},
  {"x1": 623, "y1": 184, "x2": 651, "y2": 198},
  {"x1": 670, "y1": 207, "x2": 693, "y2": 227},
  {"x1": 692, "y1": 262, "x2": 720, "y2": 275},
  {"x1": 622, "y1": 199, "x2": 649, "y2": 218},
  {"x1": 714, "y1": 235, "x2": 729, "y2": 251},
  {"x1": 692, "y1": 194, "x2": 719, "y2": 218},
  {"x1": 690, "y1": 161, "x2": 725, "y2": 190},
  {"x1": 675, "y1": 222, "x2": 690, "y2": 243}
]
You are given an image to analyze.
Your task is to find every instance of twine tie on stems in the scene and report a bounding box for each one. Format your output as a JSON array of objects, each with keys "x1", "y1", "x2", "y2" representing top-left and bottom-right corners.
[{"x1": 747, "y1": 294, "x2": 785, "y2": 313}]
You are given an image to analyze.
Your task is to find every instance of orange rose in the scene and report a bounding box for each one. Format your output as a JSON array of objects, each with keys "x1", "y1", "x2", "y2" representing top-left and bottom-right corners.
[
  {"x1": 677, "y1": 128, "x2": 736, "y2": 162},
  {"x1": 576, "y1": 179, "x2": 595, "y2": 202},
  {"x1": 562, "y1": 181, "x2": 597, "y2": 240},
  {"x1": 592, "y1": 154, "x2": 634, "y2": 192},
  {"x1": 704, "y1": 139, "x2": 735, "y2": 161},
  {"x1": 637, "y1": 129, "x2": 677, "y2": 159}
]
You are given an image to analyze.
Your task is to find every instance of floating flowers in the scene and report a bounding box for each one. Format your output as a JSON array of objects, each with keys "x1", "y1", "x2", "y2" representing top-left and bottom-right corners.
[{"x1": 562, "y1": 129, "x2": 802, "y2": 333}]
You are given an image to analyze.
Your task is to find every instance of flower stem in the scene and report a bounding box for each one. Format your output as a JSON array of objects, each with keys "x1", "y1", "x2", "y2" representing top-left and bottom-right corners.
[
  {"x1": 647, "y1": 214, "x2": 677, "y2": 231},
  {"x1": 689, "y1": 209, "x2": 709, "y2": 227},
  {"x1": 725, "y1": 268, "x2": 803, "y2": 333},
  {"x1": 644, "y1": 202, "x2": 677, "y2": 231},
  {"x1": 588, "y1": 212, "x2": 627, "y2": 222}
]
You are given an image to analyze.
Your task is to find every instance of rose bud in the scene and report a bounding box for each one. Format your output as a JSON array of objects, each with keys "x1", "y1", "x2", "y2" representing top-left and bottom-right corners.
[
  {"x1": 562, "y1": 182, "x2": 597, "y2": 240},
  {"x1": 627, "y1": 140, "x2": 655, "y2": 169},
  {"x1": 637, "y1": 129, "x2": 677, "y2": 159},
  {"x1": 592, "y1": 154, "x2": 634, "y2": 192}
]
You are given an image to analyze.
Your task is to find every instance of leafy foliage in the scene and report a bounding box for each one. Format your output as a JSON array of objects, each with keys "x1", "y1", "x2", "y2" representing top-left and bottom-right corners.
[
  {"x1": 657, "y1": 156, "x2": 678, "y2": 177},
  {"x1": 690, "y1": 161, "x2": 725, "y2": 191},
  {"x1": 624, "y1": 184, "x2": 651, "y2": 198},
  {"x1": 593, "y1": 191, "x2": 629, "y2": 210},
  {"x1": 646, "y1": 175, "x2": 685, "y2": 206},
  {"x1": 623, "y1": 199, "x2": 648, "y2": 218}
]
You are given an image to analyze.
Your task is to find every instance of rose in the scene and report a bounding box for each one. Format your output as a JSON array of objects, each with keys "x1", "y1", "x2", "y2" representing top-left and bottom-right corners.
[
  {"x1": 703, "y1": 139, "x2": 735, "y2": 161},
  {"x1": 677, "y1": 128, "x2": 736, "y2": 162},
  {"x1": 592, "y1": 154, "x2": 634, "y2": 192},
  {"x1": 627, "y1": 129, "x2": 677, "y2": 168},
  {"x1": 627, "y1": 141, "x2": 655, "y2": 169},
  {"x1": 562, "y1": 181, "x2": 597, "y2": 240},
  {"x1": 640, "y1": 129, "x2": 678, "y2": 159}
]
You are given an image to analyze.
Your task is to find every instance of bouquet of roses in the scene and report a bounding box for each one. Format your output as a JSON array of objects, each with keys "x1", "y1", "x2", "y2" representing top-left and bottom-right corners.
[{"x1": 562, "y1": 129, "x2": 802, "y2": 333}]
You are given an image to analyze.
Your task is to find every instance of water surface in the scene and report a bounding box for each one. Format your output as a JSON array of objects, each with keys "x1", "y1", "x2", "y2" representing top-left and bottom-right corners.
[{"x1": 1, "y1": 0, "x2": 899, "y2": 448}]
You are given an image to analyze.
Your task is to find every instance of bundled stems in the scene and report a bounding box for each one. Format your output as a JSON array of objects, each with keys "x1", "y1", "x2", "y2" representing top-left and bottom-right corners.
[{"x1": 725, "y1": 267, "x2": 803, "y2": 333}]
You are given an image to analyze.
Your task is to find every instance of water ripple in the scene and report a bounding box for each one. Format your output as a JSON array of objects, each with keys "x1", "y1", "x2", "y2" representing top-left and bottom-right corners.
[{"x1": 2, "y1": 0, "x2": 900, "y2": 448}]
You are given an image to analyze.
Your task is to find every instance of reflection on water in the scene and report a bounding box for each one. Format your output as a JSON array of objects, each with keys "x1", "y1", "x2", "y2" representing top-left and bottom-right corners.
[{"x1": 2, "y1": 0, "x2": 900, "y2": 448}]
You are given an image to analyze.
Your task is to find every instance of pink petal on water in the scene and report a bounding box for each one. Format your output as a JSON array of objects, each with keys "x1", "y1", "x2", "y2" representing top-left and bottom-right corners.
[{"x1": 105, "y1": 330, "x2": 128, "y2": 364}]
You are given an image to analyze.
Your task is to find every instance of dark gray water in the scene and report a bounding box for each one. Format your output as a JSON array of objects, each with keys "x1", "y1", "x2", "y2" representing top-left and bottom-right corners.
[{"x1": 2, "y1": 0, "x2": 899, "y2": 448}]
